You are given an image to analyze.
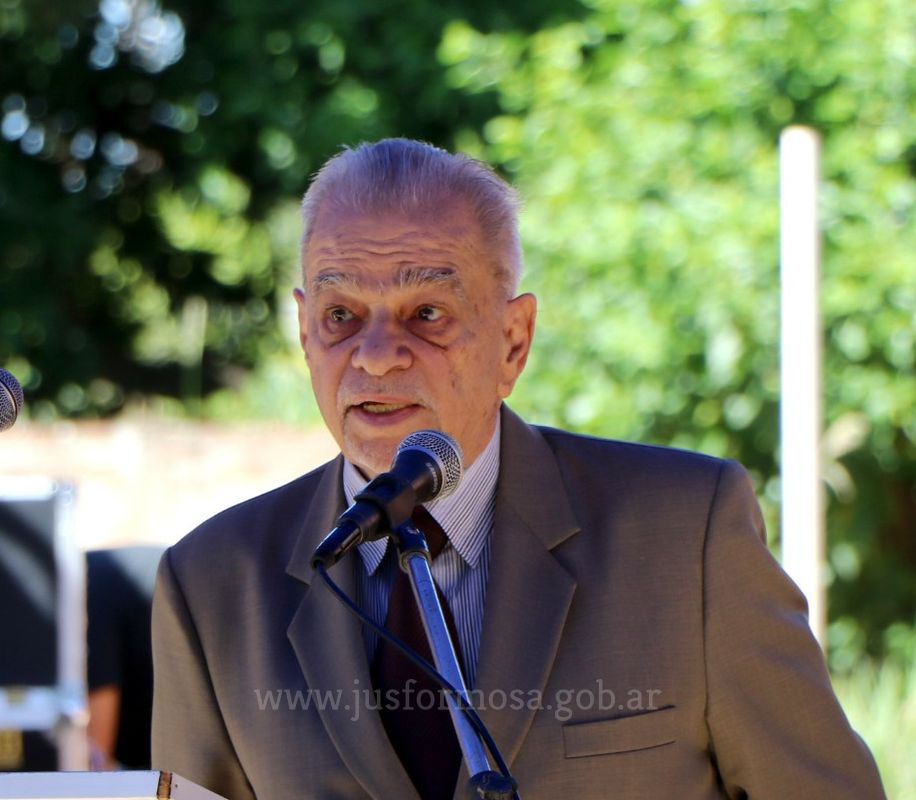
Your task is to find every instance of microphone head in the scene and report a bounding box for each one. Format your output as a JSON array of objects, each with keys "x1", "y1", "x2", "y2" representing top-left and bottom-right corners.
[
  {"x1": 395, "y1": 430, "x2": 463, "y2": 500},
  {"x1": 0, "y1": 368, "x2": 24, "y2": 433}
]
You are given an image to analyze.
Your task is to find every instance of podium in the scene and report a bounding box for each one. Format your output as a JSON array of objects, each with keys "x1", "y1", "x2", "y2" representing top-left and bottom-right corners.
[{"x1": 0, "y1": 771, "x2": 226, "y2": 799}]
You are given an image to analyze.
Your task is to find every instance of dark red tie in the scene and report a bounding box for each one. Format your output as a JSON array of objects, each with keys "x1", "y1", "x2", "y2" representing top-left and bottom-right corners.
[{"x1": 371, "y1": 506, "x2": 463, "y2": 800}]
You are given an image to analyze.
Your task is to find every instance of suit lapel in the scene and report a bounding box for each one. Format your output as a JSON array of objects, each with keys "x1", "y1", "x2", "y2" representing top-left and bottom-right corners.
[
  {"x1": 285, "y1": 458, "x2": 419, "y2": 800},
  {"x1": 471, "y1": 408, "x2": 579, "y2": 770}
]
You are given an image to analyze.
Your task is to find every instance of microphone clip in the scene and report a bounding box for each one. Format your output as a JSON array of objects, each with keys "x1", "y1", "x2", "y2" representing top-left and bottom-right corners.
[
  {"x1": 350, "y1": 473, "x2": 417, "y2": 534},
  {"x1": 310, "y1": 474, "x2": 419, "y2": 570},
  {"x1": 310, "y1": 432, "x2": 457, "y2": 571}
]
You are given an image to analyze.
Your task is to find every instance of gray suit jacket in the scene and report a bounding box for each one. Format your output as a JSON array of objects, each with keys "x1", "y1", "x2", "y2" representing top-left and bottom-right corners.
[{"x1": 151, "y1": 407, "x2": 885, "y2": 799}]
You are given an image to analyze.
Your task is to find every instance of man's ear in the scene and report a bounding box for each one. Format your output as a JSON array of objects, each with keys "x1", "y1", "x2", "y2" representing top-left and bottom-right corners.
[
  {"x1": 293, "y1": 287, "x2": 309, "y2": 355},
  {"x1": 498, "y1": 292, "x2": 537, "y2": 399}
]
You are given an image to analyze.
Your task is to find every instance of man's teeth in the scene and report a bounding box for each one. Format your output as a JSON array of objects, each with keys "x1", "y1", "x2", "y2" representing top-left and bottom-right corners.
[{"x1": 361, "y1": 402, "x2": 408, "y2": 413}]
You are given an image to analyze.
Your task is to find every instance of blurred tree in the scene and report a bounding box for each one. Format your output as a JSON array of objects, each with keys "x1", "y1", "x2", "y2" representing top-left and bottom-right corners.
[
  {"x1": 0, "y1": 0, "x2": 584, "y2": 419},
  {"x1": 437, "y1": 0, "x2": 916, "y2": 662}
]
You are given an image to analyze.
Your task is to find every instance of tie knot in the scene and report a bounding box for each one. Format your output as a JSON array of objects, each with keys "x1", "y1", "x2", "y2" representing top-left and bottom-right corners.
[{"x1": 411, "y1": 506, "x2": 448, "y2": 558}]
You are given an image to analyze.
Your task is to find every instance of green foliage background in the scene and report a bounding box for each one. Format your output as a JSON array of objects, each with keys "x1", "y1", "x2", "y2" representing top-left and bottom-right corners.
[
  {"x1": 2, "y1": 0, "x2": 914, "y2": 785},
  {"x1": 435, "y1": 0, "x2": 916, "y2": 670}
]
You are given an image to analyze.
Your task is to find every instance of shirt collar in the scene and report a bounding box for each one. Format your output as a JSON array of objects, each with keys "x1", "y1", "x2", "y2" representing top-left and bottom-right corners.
[{"x1": 343, "y1": 417, "x2": 501, "y2": 575}]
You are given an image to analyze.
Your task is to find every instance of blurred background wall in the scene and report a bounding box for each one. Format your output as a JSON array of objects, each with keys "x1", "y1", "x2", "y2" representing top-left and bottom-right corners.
[{"x1": 0, "y1": 419, "x2": 337, "y2": 549}]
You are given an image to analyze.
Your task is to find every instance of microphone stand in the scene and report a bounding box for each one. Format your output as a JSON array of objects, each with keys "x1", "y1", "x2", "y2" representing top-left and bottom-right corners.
[{"x1": 392, "y1": 521, "x2": 518, "y2": 800}]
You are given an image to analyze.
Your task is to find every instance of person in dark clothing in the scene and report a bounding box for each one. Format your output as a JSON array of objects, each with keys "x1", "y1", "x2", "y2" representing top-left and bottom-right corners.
[{"x1": 86, "y1": 545, "x2": 162, "y2": 769}]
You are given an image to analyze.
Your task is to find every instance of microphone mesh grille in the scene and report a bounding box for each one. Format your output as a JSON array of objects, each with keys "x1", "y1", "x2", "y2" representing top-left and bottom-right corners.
[
  {"x1": 0, "y1": 369, "x2": 23, "y2": 432},
  {"x1": 397, "y1": 430, "x2": 463, "y2": 498}
]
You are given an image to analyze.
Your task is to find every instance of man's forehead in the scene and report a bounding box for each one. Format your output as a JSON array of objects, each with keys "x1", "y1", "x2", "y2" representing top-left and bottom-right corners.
[
  {"x1": 303, "y1": 204, "x2": 490, "y2": 297},
  {"x1": 310, "y1": 200, "x2": 479, "y2": 241}
]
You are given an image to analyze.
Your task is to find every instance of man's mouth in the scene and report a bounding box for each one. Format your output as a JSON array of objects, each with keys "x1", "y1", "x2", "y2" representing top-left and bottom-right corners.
[{"x1": 354, "y1": 402, "x2": 415, "y2": 414}]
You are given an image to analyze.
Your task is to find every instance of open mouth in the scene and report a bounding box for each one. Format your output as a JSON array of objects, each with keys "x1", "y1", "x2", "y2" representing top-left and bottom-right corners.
[{"x1": 354, "y1": 401, "x2": 416, "y2": 414}]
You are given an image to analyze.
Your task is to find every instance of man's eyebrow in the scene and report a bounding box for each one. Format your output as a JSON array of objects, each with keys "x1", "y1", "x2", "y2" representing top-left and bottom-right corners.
[
  {"x1": 310, "y1": 270, "x2": 356, "y2": 293},
  {"x1": 310, "y1": 266, "x2": 466, "y2": 297},
  {"x1": 398, "y1": 266, "x2": 461, "y2": 291}
]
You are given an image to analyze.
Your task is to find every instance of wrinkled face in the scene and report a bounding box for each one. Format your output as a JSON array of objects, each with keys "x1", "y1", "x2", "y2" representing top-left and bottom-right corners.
[{"x1": 295, "y1": 202, "x2": 536, "y2": 477}]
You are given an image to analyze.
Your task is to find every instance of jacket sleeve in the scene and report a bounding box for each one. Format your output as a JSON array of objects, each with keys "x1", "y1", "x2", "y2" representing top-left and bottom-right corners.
[
  {"x1": 702, "y1": 460, "x2": 885, "y2": 799},
  {"x1": 151, "y1": 547, "x2": 255, "y2": 800}
]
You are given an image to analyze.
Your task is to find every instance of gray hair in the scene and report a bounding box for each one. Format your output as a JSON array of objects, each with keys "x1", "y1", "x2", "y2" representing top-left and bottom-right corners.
[{"x1": 300, "y1": 138, "x2": 523, "y2": 295}]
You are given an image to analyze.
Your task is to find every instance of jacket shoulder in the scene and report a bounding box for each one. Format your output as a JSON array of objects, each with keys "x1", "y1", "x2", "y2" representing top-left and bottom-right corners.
[
  {"x1": 533, "y1": 424, "x2": 736, "y2": 488},
  {"x1": 168, "y1": 458, "x2": 339, "y2": 566}
]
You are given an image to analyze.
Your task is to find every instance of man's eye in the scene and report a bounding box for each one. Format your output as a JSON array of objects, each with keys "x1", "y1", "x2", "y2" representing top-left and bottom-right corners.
[
  {"x1": 415, "y1": 306, "x2": 444, "y2": 322},
  {"x1": 328, "y1": 307, "x2": 354, "y2": 323}
]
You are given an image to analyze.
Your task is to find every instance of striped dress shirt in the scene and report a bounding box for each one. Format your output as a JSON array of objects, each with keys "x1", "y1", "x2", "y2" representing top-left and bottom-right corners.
[{"x1": 344, "y1": 418, "x2": 500, "y2": 689}]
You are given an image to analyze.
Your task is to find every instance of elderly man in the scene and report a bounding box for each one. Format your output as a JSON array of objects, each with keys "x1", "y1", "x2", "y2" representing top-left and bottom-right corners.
[{"x1": 151, "y1": 139, "x2": 884, "y2": 799}]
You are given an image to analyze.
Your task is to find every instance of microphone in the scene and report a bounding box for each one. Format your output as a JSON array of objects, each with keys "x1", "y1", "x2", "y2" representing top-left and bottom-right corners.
[
  {"x1": 311, "y1": 429, "x2": 463, "y2": 569},
  {"x1": 0, "y1": 368, "x2": 24, "y2": 432}
]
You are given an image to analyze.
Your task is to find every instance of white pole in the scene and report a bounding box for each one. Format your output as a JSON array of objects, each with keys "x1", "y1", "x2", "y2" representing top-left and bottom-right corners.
[
  {"x1": 779, "y1": 126, "x2": 826, "y2": 648},
  {"x1": 54, "y1": 481, "x2": 89, "y2": 770}
]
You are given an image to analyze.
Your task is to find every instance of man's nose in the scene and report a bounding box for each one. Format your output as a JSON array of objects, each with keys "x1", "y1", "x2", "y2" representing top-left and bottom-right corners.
[{"x1": 350, "y1": 315, "x2": 413, "y2": 376}]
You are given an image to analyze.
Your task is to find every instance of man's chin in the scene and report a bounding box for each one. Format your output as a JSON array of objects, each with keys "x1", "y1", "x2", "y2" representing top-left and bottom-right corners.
[
  {"x1": 341, "y1": 414, "x2": 437, "y2": 476},
  {"x1": 342, "y1": 436, "x2": 401, "y2": 479}
]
